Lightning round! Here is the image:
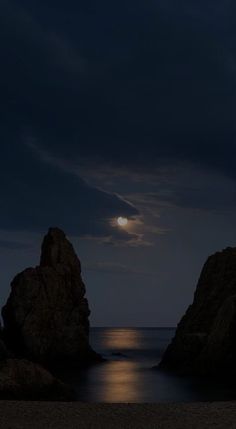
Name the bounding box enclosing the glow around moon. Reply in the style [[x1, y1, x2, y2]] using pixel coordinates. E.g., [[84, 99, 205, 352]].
[[117, 217, 128, 227]]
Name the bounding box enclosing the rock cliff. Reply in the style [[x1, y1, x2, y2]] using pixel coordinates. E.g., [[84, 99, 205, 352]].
[[2, 228, 100, 366], [160, 247, 236, 375]]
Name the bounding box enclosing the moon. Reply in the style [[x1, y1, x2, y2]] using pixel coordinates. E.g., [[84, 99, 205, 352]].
[[117, 217, 128, 227]]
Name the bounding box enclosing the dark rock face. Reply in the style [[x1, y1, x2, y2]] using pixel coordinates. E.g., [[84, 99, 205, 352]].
[[160, 247, 236, 375], [2, 228, 100, 366], [0, 339, 11, 361], [0, 359, 74, 400]]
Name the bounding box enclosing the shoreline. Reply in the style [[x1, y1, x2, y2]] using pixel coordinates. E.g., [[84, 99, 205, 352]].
[[1, 401, 236, 429]]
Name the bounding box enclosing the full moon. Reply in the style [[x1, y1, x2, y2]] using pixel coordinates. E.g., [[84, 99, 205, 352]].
[[117, 217, 128, 227]]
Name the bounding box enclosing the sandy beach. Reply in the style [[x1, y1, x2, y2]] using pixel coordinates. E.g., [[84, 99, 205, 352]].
[[1, 401, 236, 429]]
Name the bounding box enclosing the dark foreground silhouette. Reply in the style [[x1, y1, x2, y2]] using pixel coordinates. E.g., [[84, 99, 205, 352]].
[[160, 247, 236, 376], [0, 228, 101, 400]]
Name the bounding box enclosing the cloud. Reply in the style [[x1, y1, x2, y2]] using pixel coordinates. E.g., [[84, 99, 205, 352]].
[[0, 136, 140, 243], [2, 0, 236, 181], [79, 231, 153, 248], [1, 0, 86, 75], [23, 141, 236, 246], [76, 159, 236, 213], [84, 261, 152, 275], [1, 0, 236, 247]]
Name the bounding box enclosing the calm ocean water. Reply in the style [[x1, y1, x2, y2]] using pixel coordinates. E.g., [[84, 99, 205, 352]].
[[60, 328, 236, 403]]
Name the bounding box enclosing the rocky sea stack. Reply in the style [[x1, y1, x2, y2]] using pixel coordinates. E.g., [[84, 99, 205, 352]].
[[160, 247, 236, 376], [2, 227, 100, 367]]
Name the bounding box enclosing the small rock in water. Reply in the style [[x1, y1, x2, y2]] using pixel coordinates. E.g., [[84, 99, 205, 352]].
[[111, 352, 128, 358]]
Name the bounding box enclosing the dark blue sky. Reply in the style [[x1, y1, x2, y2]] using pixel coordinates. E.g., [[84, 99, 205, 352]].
[[1, 0, 236, 326]]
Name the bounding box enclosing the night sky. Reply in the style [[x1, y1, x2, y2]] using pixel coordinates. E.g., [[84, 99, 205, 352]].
[[1, 0, 236, 326]]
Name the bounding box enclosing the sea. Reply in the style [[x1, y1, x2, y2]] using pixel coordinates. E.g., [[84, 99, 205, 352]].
[[60, 327, 236, 403]]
